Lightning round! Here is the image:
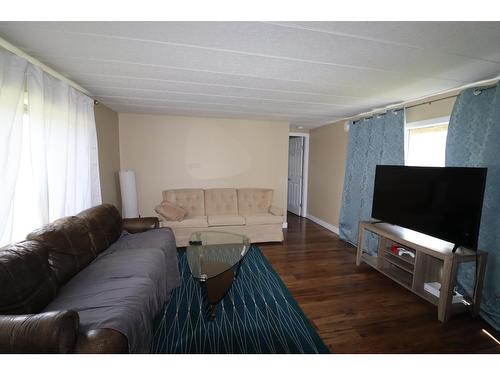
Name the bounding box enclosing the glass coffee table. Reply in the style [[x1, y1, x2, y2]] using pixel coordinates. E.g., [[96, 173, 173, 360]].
[[187, 231, 251, 320]]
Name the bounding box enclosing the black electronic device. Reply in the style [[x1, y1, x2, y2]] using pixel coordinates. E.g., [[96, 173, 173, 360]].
[[372, 165, 487, 251]]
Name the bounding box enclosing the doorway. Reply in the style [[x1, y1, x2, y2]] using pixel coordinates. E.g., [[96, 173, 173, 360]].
[[287, 133, 309, 217]]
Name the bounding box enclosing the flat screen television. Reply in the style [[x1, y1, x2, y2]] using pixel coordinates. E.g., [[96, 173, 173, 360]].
[[372, 165, 487, 251]]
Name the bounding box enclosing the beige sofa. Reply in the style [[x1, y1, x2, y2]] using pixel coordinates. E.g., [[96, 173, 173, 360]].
[[158, 188, 284, 247]]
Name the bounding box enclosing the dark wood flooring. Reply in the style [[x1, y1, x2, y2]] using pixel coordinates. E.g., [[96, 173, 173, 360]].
[[259, 213, 500, 353]]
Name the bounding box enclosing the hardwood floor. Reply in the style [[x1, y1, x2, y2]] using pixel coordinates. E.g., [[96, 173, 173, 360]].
[[259, 213, 500, 354]]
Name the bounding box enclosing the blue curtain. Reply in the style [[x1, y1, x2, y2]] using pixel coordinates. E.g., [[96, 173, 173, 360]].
[[339, 110, 405, 253], [445, 85, 500, 331]]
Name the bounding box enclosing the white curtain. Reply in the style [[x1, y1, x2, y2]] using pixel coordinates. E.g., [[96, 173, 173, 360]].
[[0, 49, 29, 245], [0, 48, 101, 247], [28, 66, 101, 223]]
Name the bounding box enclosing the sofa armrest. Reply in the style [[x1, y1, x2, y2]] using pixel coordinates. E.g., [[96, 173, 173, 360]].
[[269, 206, 284, 216], [0, 310, 79, 353], [122, 217, 159, 233], [75, 328, 128, 354]]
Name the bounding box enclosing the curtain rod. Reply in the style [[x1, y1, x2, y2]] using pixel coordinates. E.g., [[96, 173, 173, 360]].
[[404, 93, 458, 110], [332, 75, 500, 125], [404, 83, 498, 111], [350, 94, 459, 123], [0, 36, 95, 101]]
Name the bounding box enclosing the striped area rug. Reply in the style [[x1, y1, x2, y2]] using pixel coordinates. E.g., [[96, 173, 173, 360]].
[[151, 245, 329, 354]]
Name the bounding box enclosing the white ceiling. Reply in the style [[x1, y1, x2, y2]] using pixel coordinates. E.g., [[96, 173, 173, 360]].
[[1, 21, 500, 128]]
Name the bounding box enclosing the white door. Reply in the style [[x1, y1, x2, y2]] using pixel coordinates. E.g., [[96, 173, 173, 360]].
[[287, 136, 304, 215]]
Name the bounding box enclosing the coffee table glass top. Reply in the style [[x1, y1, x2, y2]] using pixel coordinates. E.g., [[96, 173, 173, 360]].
[[186, 231, 251, 281]]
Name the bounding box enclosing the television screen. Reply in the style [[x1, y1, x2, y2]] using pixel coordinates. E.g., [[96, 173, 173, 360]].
[[372, 165, 487, 250]]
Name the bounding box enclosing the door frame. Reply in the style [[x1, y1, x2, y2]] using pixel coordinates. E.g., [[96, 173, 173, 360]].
[[288, 132, 309, 218]]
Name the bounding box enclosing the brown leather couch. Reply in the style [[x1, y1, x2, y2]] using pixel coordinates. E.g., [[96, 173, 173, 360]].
[[0, 204, 159, 353]]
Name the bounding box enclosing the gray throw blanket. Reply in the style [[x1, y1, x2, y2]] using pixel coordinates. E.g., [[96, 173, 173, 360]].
[[43, 228, 180, 353]]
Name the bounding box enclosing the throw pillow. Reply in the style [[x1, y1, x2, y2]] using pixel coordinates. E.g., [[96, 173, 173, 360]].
[[155, 201, 187, 221]]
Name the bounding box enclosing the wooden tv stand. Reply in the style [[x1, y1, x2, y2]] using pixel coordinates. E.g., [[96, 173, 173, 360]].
[[356, 221, 487, 322]]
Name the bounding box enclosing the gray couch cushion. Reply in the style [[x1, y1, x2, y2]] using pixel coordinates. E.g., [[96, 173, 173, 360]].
[[43, 228, 180, 353]]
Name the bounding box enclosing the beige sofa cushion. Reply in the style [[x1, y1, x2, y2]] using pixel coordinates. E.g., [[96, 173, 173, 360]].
[[162, 216, 208, 228], [244, 213, 284, 225], [205, 189, 238, 215], [163, 189, 205, 217], [155, 201, 187, 221], [208, 215, 245, 226], [237, 188, 273, 214]]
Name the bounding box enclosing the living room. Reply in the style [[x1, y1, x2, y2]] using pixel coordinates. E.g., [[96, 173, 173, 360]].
[[1, 1, 500, 373]]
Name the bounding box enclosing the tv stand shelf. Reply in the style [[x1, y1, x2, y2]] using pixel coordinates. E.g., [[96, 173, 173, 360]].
[[356, 221, 488, 322]]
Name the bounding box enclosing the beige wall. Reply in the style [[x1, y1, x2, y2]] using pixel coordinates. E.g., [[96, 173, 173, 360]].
[[290, 127, 310, 134], [307, 120, 348, 227], [94, 104, 121, 210], [118, 114, 289, 217]]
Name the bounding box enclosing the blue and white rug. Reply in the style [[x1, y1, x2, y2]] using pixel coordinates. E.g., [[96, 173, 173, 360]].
[[151, 245, 329, 354]]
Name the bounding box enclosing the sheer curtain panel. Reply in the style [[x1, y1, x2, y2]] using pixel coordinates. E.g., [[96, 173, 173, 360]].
[[28, 66, 101, 223], [0, 48, 101, 247], [0, 49, 28, 245]]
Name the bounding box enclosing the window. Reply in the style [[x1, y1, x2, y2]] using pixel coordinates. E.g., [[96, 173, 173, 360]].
[[405, 117, 450, 167]]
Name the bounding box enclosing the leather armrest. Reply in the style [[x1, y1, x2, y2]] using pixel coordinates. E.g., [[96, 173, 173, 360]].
[[0, 310, 79, 353], [269, 206, 284, 216], [75, 328, 128, 354], [122, 217, 159, 233]]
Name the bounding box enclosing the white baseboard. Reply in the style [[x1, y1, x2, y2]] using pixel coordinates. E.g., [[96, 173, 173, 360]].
[[282, 222, 288, 229], [306, 214, 340, 235]]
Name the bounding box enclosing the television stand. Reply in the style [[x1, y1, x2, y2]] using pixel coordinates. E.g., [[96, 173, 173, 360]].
[[356, 221, 488, 322]]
